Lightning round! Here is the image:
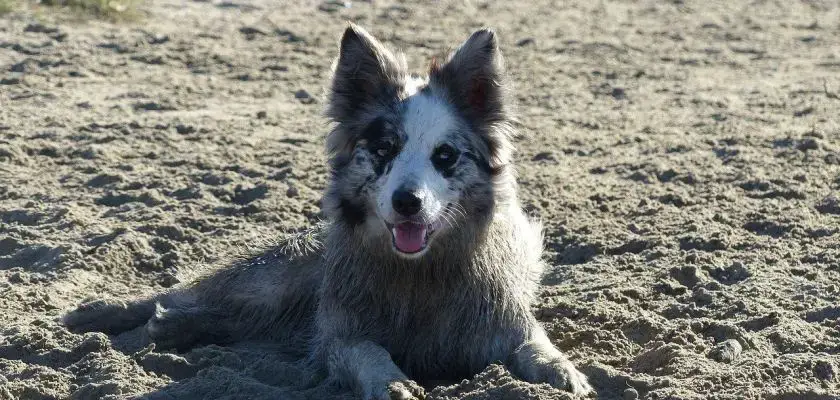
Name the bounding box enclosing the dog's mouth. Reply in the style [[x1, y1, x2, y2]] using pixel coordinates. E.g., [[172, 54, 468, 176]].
[[386, 221, 436, 255]]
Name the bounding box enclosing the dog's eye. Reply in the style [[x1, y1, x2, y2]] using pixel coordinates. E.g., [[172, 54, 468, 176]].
[[371, 140, 395, 158], [432, 144, 460, 170]]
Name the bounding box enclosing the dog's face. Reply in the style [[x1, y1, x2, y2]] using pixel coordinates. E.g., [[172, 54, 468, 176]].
[[324, 25, 513, 258], [355, 89, 487, 257]]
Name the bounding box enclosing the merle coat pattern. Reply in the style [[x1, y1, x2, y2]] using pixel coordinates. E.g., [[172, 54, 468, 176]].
[[63, 24, 592, 399]]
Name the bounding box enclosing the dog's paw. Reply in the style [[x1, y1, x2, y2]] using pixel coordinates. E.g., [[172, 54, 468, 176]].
[[145, 304, 200, 351], [364, 379, 425, 400], [528, 358, 592, 395], [63, 299, 135, 334], [385, 380, 425, 400]]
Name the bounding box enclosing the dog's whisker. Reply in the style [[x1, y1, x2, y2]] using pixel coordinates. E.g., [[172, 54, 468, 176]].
[[441, 209, 459, 229]]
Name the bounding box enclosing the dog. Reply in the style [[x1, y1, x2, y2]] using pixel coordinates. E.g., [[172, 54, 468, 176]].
[[63, 24, 593, 399]]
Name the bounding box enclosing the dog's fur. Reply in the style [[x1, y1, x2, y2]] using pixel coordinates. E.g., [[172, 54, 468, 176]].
[[63, 25, 592, 399]]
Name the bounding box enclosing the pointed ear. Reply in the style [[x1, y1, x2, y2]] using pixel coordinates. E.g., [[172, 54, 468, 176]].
[[430, 29, 513, 170], [327, 23, 406, 123], [429, 28, 509, 128]]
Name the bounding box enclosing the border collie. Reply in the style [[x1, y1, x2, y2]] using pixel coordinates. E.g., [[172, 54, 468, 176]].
[[64, 24, 592, 399]]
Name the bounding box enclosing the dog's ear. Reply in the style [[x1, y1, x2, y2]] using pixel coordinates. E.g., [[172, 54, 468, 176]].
[[430, 28, 513, 170], [430, 29, 508, 127], [327, 23, 406, 123]]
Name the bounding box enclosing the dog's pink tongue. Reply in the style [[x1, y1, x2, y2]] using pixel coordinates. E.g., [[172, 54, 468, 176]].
[[393, 222, 427, 253]]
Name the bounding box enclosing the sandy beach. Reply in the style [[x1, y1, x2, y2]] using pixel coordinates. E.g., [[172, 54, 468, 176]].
[[1, 1, 839, 398]]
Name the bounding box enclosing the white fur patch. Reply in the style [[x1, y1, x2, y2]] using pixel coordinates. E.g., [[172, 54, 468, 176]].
[[403, 75, 428, 97], [402, 93, 457, 152], [376, 92, 460, 223]]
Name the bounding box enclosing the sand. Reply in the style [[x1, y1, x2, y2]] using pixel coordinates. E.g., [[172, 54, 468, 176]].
[[1, 0, 839, 399]]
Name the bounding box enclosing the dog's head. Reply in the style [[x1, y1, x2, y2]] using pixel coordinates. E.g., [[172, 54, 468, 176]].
[[323, 24, 515, 258]]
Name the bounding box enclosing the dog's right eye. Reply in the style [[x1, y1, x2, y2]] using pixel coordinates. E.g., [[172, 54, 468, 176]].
[[370, 140, 395, 158]]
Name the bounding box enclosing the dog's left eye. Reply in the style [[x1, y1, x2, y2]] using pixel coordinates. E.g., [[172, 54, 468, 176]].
[[432, 144, 460, 170]]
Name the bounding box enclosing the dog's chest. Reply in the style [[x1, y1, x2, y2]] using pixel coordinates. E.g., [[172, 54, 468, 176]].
[[367, 278, 526, 380], [323, 250, 534, 380]]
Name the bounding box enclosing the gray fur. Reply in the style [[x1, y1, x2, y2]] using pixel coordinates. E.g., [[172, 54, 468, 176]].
[[428, 28, 516, 172], [326, 24, 409, 168], [63, 24, 592, 399]]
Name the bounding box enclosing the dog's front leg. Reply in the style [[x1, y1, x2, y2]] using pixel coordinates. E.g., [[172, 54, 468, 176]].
[[326, 339, 425, 400], [508, 328, 593, 395]]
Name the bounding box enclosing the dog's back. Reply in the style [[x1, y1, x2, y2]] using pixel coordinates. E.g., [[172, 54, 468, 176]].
[[63, 226, 326, 351]]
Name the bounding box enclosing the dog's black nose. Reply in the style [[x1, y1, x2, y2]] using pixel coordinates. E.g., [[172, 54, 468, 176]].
[[392, 189, 422, 216]]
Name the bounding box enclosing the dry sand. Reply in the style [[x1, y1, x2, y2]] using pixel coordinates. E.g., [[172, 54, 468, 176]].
[[1, 0, 840, 399]]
